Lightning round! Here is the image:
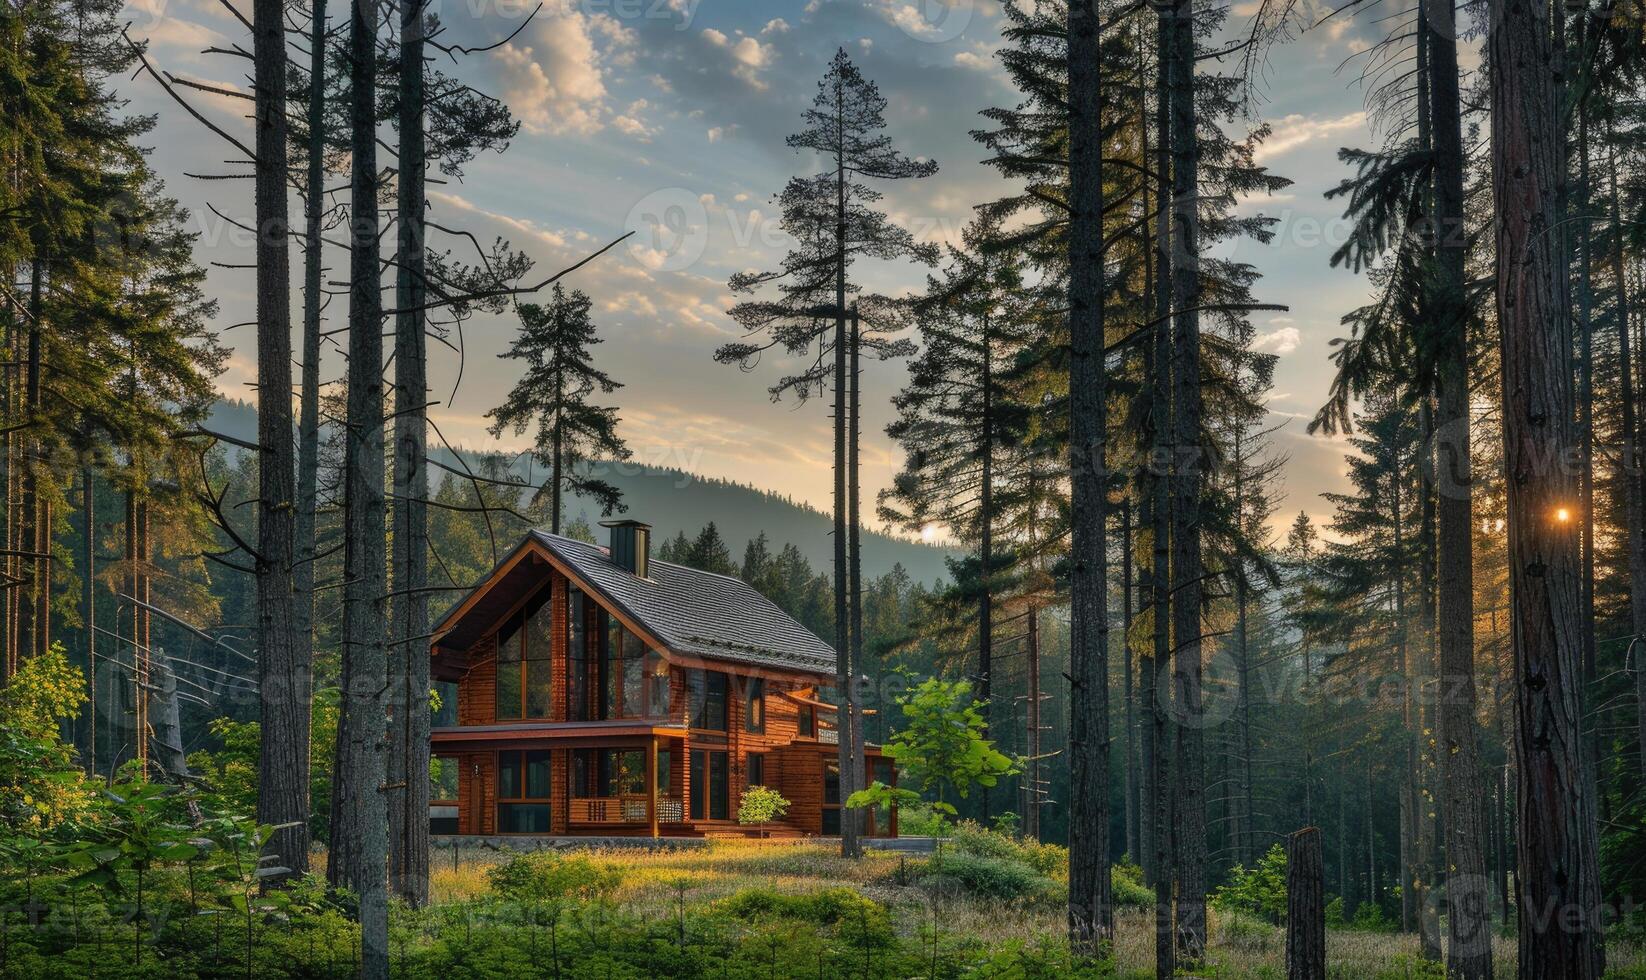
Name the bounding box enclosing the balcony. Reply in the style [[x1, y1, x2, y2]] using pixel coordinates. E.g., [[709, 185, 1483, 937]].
[[569, 795, 685, 825]]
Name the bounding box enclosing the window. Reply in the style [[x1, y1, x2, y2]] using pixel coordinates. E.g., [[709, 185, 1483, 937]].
[[798, 703, 814, 738], [646, 650, 671, 717], [688, 669, 728, 731], [743, 677, 766, 734], [494, 589, 553, 720], [690, 749, 729, 820], [430, 756, 460, 802], [497, 750, 554, 832], [432, 680, 459, 727], [601, 615, 669, 719], [570, 748, 671, 798], [567, 588, 592, 721], [821, 759, 841, 835], [747, 753, 764, 788]]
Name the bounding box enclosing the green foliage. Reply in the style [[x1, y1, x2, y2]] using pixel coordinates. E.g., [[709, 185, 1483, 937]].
[[1111, 859, 1154, 909], [919, 851, 1055, 902], [1326, 894, 1346, 928], [484, 850, 623, 904], [0, 645, 93, 833], [736, 784, 791, 829], [893, 800, 951, 837], [1212, 843, 1289, 924], [184, 689, 339, 842], [875, 677, 1018, 810], [1351, 900, 1398, 933]]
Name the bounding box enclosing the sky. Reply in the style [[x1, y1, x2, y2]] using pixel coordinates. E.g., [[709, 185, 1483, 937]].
[[116, 0, 1409, 543]]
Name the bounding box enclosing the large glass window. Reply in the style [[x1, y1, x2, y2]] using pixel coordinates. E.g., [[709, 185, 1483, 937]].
[[497, 750, 553, 833], [688, 669, 728, 731], [568, 588, 592, 721], [494, 589, 553, 720], [570, 748, 670, 797], [601, 615, 669, 719], [690, 749, 729, 820]]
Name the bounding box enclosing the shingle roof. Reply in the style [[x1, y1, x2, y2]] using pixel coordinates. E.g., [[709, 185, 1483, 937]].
[[529, 530, 837, 675]]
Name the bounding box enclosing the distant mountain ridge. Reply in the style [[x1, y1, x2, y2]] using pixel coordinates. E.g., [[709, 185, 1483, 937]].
[[205, 399, 954, 584]]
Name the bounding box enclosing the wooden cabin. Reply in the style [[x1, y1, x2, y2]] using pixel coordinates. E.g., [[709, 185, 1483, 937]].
[[427, 520, 896, 839]]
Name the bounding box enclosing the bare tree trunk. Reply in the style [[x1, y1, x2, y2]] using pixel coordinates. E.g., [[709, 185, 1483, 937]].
[[1422, 0, 1491, 967], [389, 0, 431, 907], [1490, 0, 1604, 970], [978, 289, 994, 825], [252, 0, 308, 878], [1605, 127, 1646, 780], [1122, 499, 1139, 864], [846, 307, 867, 852], [82, 462, 95, 775], [1066, 0, 1112, 955], [292, 0, 325, 864], [831, 91, 860, 862], [1166, 0, 1206, 959], [1148, 13, 1176, 971], [331, 0, 390, 971], [1285, 827, 1326, 980]]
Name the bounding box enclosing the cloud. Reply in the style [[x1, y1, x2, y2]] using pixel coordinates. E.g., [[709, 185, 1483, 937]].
[[492, 2, 636, 135], [1255, 111, 1368, 162], [1252, 326, 1302, 355], [702, 28, 776, 88]]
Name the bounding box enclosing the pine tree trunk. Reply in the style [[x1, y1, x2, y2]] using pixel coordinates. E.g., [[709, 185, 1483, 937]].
[[978, 292, 994, 825], [389, 0, 431, 907], [1066, 0, 1112, 954], [1166, 0, 1206, 959], [292, 0, 325, 864], [331, 0, 390, 970], [829, 87, 861, 862], [1148, 14, 1176, 972], [1422, 0, 1492, 967], [1122, 499, 1139, 864], [1285, 827, 1326, 980], [846, 308, 867, 853], [1490, 0, 1604, 969], [1605, 128, 1646, 780], [253, 0, 309, 879]]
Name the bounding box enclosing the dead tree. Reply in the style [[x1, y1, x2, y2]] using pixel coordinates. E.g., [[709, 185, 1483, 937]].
[[1285, 827, 1326, 980]]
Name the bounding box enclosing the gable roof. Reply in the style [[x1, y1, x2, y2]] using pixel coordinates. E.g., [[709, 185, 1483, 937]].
[[433, 530, 837, 676]]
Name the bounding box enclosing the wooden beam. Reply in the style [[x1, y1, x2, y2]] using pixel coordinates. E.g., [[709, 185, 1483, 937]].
[[646, 735, 659, 839]]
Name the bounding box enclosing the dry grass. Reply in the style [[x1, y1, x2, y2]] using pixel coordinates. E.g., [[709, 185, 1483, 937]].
[[421, 842, 1644, 978]]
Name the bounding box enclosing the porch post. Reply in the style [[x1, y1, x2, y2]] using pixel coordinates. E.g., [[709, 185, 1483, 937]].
[[646, 735, 659, 838]]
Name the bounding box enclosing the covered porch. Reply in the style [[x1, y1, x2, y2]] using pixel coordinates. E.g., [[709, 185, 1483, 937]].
[[431, 721, 691, 838]]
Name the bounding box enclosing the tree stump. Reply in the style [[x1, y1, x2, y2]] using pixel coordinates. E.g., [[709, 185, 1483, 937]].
[[1286, 827, 1326, 980]]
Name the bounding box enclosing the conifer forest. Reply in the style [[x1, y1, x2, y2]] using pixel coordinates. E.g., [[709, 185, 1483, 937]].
[[1, 0, 1645, 976]]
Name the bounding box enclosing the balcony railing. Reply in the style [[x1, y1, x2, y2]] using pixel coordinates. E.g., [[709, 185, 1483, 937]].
[[569, 795, 684, 824]]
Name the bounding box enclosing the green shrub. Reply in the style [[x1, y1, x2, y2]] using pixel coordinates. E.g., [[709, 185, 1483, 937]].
[[1111, 859, 1153, 909], [1216, 909, 1278, 954], [946, 820, 1068, 876], [1212, 843, 1288, 924], [484, 850, 622, 904], [1326, 895, 1346, 928], [920, 852, 1054, 901], [1350, 899, 1397, 933], [715, 886, 896, 951], [897, 801, 950, 837]]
